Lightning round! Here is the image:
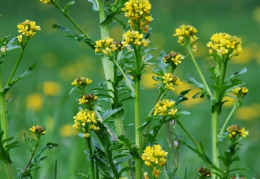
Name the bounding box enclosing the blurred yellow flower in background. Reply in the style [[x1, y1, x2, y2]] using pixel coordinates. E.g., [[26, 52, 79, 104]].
[[60, 124, 77, 138], [235, 104, 260, 121], [42, 81, 61, 96], [26, 93, 43, 110]]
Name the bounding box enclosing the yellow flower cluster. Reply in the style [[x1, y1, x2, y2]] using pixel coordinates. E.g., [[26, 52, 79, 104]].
[[29, 125, 46, 136], [141, 145, 168, 178], [232, 86, 248, 98], [173, 25, 198, 50], [227, 125, 249, 139], [122, 30, 149, 47], [95, 38, 123, 56], [40, 0, 51, 4], [154, 99, 177, 117], [207, 33, 242, 57], [71, 77, 92, 87], [17, 20, 41, 39], [73, 109, 100, 137], [163, 51, 184, 66], [78, 94, 98, 105], [162, 73, 181, 91], [122, 0, 152, 33]]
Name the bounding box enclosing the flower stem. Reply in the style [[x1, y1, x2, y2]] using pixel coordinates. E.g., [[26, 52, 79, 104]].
[[220, 104, 237, 134], [186, 45, 213, 100], [134, 46, 142, 179], [24, 141, 39, 172], [87, 138, 95, 179]]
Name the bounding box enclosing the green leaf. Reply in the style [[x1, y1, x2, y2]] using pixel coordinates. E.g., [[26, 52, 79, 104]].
[[175, 89, 191, 105], [87, 0, 98, 11], [63, 0, 75, 15], [0, 131, 18, 164], [225, 68, 247, 82], [187, 74, 205, 89], [7, 63, 36, 90]]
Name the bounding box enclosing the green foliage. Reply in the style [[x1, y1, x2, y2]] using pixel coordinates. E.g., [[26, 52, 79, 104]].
[[0, 131, 18, 164]]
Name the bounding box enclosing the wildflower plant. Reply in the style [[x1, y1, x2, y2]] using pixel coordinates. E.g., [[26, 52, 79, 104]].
[[33, 0, 251, 178]]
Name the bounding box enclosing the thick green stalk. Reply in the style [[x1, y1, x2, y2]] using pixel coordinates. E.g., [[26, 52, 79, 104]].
[[87, 138, 95, 179], [5, 160, 14, 179], [134, 46, 142, 179], [98, 0, 114, 98], [186, 45, 213, 100]]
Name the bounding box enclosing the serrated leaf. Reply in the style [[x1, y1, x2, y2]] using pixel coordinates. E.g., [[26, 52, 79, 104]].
[[187, 74, 205, 89], [102, 107, 123, 121]]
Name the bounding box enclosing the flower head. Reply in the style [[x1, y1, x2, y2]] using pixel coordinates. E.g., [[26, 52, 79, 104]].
[[141, 145, 168, 178], [154, 99, 177, 117], [122, 0, 152, 32], [78, 94, 98, 107], [232, 86, 248, 98], [95, 38, 123, 56], [198, 167, 211, 178], [163, 51, 184, 66], [17, 20, 41, 39], [71, 77, 92, 87], [29, 125, 46, 137], [173, 25, 198, 51], [162, 73, 181, 91], [227, 124, 249, 139], [122, 30, 149, 47], [207, 33, 242, 57]]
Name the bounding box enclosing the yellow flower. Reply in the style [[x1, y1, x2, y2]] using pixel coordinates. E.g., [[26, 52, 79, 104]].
[[141, 145, 167, 178], [144, 172, 149, 179], [17, 20, 41, 38], [60, 124, 77, 138], [173, 25, 198, 51], [163, 51, 184, 66], [71, 77, 92, 86], [207, 33, 242, 57], [162, 73, 181, 91], [95, 37, 123, 56], [78, 94, 97, 105], [40, 0, 51, 4], [29, 125, 46, 136], [232, 86, 248, 97], [122, 30, 149, 47], [154, 99, 176, 117], [42, 81, 61, 96], [227, 124, 249, 139], [122, 0, 152, 32], [17, 35, 23, 43], [26, 93, 43, 111]]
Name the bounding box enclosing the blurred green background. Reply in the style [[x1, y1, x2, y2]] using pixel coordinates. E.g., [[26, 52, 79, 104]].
[[0, 0, 260, 178]]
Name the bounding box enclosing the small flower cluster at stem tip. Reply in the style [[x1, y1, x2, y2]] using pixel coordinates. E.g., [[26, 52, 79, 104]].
[[162, 73, 181, 91], [227, 124, 249, 139], [95, 37, 124, 56], [122, 30, 149, 47], [207, 33, 242, 57], [29, 125, 46, 138], [78, 94, 97, 105], [163, 51, 184, 66], [141, 145, 168, 178], [71, 77, 92, 87], [40, 0, 51, 4], [122, 0, 152, 33], [153, 99, 177, 117], [232, 86, 248, 98], [173, 25, 198, 51], [198, 167, 211, 178], [17, 20, 41, 40]]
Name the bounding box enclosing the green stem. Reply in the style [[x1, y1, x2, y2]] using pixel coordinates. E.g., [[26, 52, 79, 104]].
[[220, 104, 237, 134], [5, 160, 14, 179], [52, 1, 91, 41], [211, 107, 220, 178], [134, 46, 142, 179], [6, 39, 28, 87], [186, 44, 213, 100], [87, 138, 95, 179], [24, 141, 39, 172]]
